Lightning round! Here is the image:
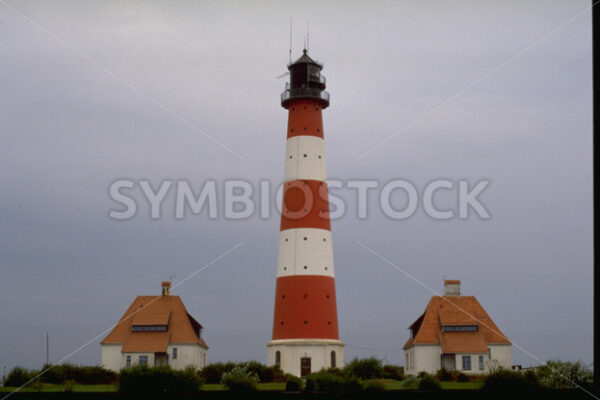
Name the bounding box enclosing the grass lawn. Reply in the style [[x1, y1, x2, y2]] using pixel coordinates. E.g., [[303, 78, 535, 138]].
[[372, 379, 482, 390], [440, 381, 483, 390], [1, 380, 482, 392]]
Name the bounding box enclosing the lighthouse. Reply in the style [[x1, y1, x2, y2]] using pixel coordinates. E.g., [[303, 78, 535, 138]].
[[267, 50, 344, 377]]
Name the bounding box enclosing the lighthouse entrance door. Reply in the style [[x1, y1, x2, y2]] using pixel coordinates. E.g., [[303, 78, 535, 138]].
[[300, 357, 311, 377]]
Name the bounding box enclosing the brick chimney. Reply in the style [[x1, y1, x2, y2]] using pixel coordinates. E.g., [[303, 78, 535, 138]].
[[161, 281, 171, 296], [444, 280, 461, 296]]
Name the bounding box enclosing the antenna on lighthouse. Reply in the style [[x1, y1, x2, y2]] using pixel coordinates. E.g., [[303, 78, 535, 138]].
[[289, 17, 293, 63], [306, 19, 309, 52]]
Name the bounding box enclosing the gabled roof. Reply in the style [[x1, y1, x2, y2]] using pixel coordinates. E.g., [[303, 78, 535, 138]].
[[101, 295, 208, 350], [403, 296, 510, 351]]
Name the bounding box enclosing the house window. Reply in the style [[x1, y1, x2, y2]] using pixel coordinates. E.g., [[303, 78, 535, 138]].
[[173, 347, 178, 360], [139, 355, 148, 366], [479, 355, 484, 370], [125, 355, 131, 368], [275, 351, 281, 368], [131, 325, 167, 332], [462, 355, 471, 371], [331, 351, 336, 368], [406, 353, 409, 369], [442, 325, 478, 332]]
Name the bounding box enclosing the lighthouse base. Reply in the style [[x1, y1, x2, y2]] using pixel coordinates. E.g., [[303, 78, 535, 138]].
[[267, 339, 344, 377]]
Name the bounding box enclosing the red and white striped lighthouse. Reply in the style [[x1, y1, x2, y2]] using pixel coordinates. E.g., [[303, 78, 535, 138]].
[[267, 50, 344, 377]]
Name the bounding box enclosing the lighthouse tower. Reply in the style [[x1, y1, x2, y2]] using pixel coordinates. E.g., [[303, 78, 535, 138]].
[[267, 50, 344, 377]]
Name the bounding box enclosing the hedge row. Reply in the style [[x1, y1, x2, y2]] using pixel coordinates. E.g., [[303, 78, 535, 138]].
[[4, 365, 117, 387]]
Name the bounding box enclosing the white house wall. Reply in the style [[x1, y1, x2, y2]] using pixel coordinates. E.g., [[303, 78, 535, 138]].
[[488, 344, 512, 370], [101, 344, 123, 372], [405, 344, 512, 375], [167, 344, 207, 370], [406, 344, 441, 375], [101, 344, 207, 372]]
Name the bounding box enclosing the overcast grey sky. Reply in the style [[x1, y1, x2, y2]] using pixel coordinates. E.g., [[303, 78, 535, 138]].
[[0, 0, 593, 371]]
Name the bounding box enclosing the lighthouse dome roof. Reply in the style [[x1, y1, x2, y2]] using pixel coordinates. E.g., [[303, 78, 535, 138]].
[[288, 49, 322, 69]]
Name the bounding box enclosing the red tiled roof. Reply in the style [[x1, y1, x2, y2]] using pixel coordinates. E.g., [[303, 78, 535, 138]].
[[101, 295, 208, 350], [403, 296, 510, 351], [132, 311, 170, 326], [440, 331, 488, 353], [122, 331, 170, 353]]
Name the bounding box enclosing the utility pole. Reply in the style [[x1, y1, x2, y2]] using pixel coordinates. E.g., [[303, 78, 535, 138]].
[[46, 332, 49, 366], [593, 0, 599, 394]]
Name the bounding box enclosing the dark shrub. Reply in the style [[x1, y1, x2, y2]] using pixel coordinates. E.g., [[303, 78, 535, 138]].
[[39, 364, 117, 384], [5, 367, 33, 387], [402, 375, 420, 389], [435, 368, 454, 381], [305, 371, 344, 392], [221, 366, 258, 391], [304, 371, 362, 393], [482, 368, 541, 392], [241, 361, 284, 382], [342, 375, 363, 392], [324, 367, 345, 377], [285, 375, 303, 391], [119, 365, 201, 393], [269, 366, 286, 382], [63, 380, 75, 393], [382, 364, 404, 380], [344, 357, 383, 380], [456, 372, 469, 382], [362, 379, 385, 392], [200, 362, 236, 384], [417, 373, 441, 391]]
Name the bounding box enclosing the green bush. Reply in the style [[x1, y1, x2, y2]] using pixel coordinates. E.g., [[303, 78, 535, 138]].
[[417, 373, 441, 391], [39, 364, 117, 384], [482, 368, 540, 392], [5, 367, 34, 387], [119, 365, 201, 393], [241, 361, 284, 382], [324, 367, 345, 377], [402, 375, 420, 390], [221, 366, 258, 391], [199, 362, 236, 384], [456, 372, 469, 382], [382, 365, 404, 380], [304, 370, 362, 393], [435, 368, 455, 381], [304, 371, 362, 393], [63, 380, 75, 393], [536, 360, 592, 390], [285, 375, 303, 391], [305, 371, 343, 392], [344, 357, 383, 380], [362, 379, 385, 392]]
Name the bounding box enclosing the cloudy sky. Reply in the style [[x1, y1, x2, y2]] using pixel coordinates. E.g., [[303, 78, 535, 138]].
[[0, 0, 593, 371]]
